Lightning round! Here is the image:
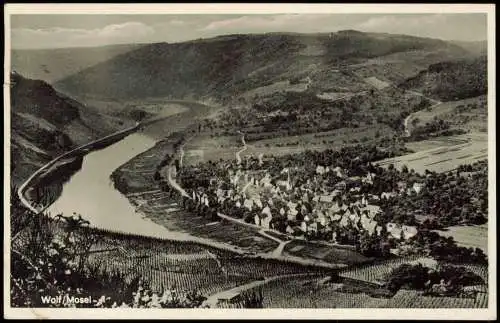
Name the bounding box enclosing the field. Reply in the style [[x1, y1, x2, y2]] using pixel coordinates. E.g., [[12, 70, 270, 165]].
[[183, 124, 397, 166], [375, 133, 488, 173], [364, 76, 391, 90], [240, 80, 309, 100], [316, 91, 358, 101], [283, 241, 370, 266], [433, 224, 489, 255], [406, 96, 487, 135]]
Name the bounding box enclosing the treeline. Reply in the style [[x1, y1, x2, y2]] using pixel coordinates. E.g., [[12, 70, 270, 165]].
[[385, 262, 485, 295], [410, 118, 467, 141], [398, 230, 488, 264]]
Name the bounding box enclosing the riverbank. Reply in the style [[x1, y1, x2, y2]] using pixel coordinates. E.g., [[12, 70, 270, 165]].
[[17, 121, 140, 214]]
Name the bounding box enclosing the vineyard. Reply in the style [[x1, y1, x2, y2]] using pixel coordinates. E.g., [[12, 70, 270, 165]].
[[142, 205, 280, 253], [82, 231, 329, 298], [220, 273, 489, 308], [228, 275, 391, 308], [384, 289, 487, 308], [338, 255, 428, 284]]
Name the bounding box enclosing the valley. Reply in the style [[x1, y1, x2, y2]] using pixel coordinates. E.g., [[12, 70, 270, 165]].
[[9, 29, 490, 309]]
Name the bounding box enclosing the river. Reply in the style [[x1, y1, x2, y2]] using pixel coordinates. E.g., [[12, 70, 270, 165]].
[[43, 101, 227, 242], [45, 133, 177, 237]]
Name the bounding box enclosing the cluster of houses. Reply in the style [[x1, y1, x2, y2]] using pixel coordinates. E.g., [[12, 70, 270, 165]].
[[188, 161, 422, 243]]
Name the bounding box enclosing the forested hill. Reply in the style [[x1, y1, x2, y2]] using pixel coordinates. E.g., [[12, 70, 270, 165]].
[[10, 72, 130, 185], [399, 55, 487, 101], [53, 31, 470, 103]]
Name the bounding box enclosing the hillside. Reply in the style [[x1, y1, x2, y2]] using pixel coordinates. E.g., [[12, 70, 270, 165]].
[[53, 31, 470, 104], [10, 72, 132, 185], [450, 40, 487, 57], [11, 43, 142, 84], [399, 56, 487, 101]]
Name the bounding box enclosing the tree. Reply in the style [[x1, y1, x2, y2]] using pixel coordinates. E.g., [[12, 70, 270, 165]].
[[411, 117, 420, 128]]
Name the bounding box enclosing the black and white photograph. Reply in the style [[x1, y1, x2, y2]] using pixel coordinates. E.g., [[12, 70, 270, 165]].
[[3, 3, 496, 320]]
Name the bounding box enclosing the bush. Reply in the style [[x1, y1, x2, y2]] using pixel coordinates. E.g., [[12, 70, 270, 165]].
[[385, 263, 484, 295]]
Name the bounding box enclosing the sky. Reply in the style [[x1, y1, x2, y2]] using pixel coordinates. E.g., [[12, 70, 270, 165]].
[[10, 13, 488, 50]]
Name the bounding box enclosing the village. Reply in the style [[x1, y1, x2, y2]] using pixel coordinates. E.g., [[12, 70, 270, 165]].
[[176, 147, 426, 254]]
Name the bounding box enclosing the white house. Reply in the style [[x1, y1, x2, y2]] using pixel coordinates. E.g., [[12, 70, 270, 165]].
[[308, 222, 318, 233], [340, 214, 350, 227], [319, 194, 334, 203], [316, 165, 326, 175], [402, 225, 418, 240], [397, 181, 407, 193], [332, 213, 342, 221], [261, 214, 272, 229], [333, 166, 345, 178], [254, 214, 261, 226], [412, 182, 425, 194], [287, 209, 297, 221], [381, 192, 397, 200], [243, 198, 254, 211], [386, 223, 403, 240], [361, 218, 378, 236], [254, 198, 263, 209]]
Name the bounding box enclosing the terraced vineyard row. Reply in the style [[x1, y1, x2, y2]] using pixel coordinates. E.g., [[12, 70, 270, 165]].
[[338, 255, 426, 284], [241, 275, 389, 308], [141, 206, 280, 253], [82, 229, 329, 298], [87, 247, 252, 296], [385, 290, 485, 308]]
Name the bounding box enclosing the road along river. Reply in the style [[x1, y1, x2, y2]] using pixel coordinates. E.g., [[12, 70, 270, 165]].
[[22, 101, 212, 241], [46, 132, 164, 234]]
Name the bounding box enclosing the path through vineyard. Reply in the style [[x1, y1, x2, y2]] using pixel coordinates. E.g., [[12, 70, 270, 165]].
[[201, 273, 319, 308]]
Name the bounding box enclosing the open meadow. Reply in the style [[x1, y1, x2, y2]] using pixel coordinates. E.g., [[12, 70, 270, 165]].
[[375, 133, 487, 173], [433, 224, 489, 254]]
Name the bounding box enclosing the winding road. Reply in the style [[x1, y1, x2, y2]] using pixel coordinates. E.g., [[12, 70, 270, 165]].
[[17, 121, 141, 214], [235, 130, 248, 165], [403, 91, 443, 137]]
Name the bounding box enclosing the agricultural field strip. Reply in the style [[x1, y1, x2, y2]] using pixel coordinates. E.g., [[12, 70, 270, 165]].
[[126, 189, 162, 197], [426, 158, 453, 166]]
